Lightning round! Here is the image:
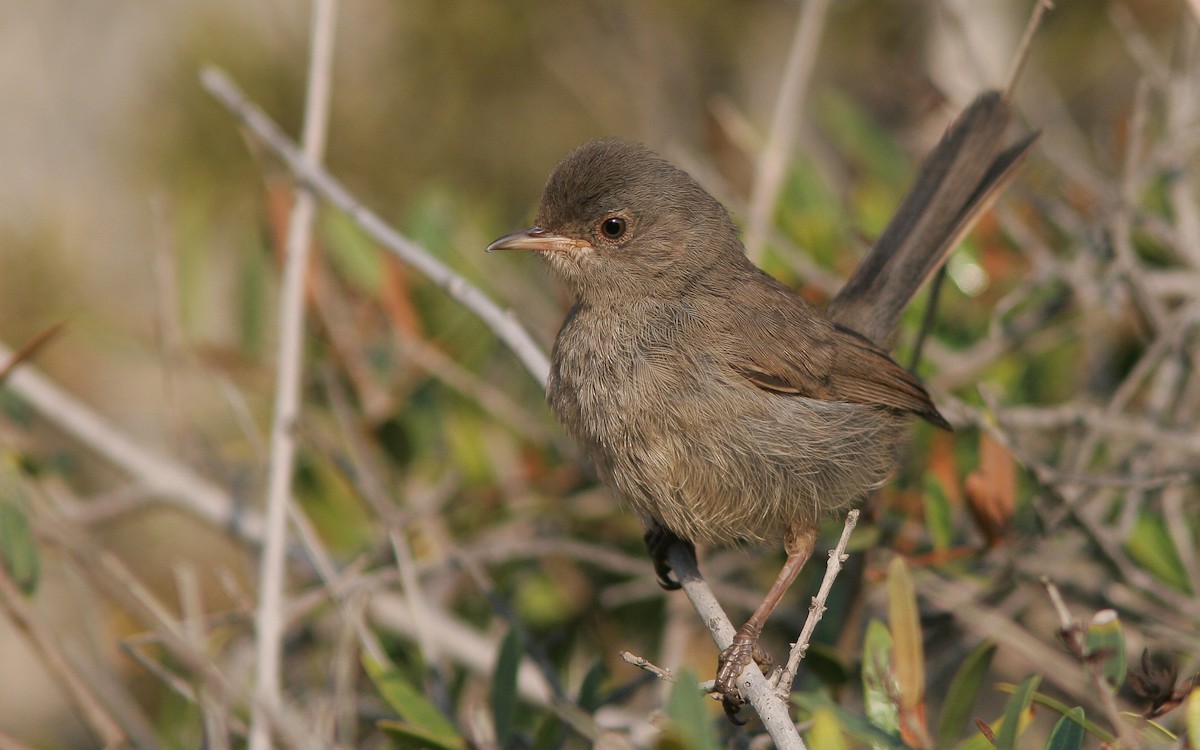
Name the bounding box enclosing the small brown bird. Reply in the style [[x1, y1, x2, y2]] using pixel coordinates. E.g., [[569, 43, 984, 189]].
[[489, 92, 1036, 718]]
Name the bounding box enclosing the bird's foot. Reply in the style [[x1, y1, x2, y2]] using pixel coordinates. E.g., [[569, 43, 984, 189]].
[[642, 526, 695, 591], [715, 629, 773, 723]]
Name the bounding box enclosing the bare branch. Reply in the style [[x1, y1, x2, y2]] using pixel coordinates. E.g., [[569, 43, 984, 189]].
[[198, 66, 552, 387], [248, 2, 338, 746], [744, 0, 832, 263], [666, 543, 807, 750]]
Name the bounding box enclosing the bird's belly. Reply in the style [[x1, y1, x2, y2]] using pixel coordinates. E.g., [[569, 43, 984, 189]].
[[548, 330, 904, 546]]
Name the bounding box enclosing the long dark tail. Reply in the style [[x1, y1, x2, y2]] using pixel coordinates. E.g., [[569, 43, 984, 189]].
[[827, 91, 1039, 345]]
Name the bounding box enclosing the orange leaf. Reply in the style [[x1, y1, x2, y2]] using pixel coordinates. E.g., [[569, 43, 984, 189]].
[[964, 433, 1016, 546]]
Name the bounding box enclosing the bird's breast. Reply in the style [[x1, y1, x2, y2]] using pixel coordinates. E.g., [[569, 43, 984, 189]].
[[547, 301, 705, 451]]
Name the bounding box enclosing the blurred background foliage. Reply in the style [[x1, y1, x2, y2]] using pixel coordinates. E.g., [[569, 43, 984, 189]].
[[0, 0, 1197, 748]]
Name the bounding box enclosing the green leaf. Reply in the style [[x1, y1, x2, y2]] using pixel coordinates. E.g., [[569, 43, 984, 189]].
[[886, 557, 924, 715], [323, 210, 384, 295], [662, 670, 719, 750], [1044, 707, 1085, 750], [935, 641, 996, 747], [531, 714, 563, 750], [862, 619, 899, 745], [0, 498, 39, 595], [995, 683, 1115, 744], [362, 655, 462, 749], [577, 659, 607, 712], [491, 628, 521, 746], [1187, 684, 1200, 750], [922, 477, 954, 551], [1084, 610, 1126, 690], [378, 720, 463, 750], [793, 691, 908, 749], [994, 675, 1039, 750], [809, 706, 850, 750], [1124, 514, 1190, 592]]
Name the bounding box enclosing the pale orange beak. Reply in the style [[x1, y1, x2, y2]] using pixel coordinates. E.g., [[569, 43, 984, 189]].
[[486, 227, 588, 253]]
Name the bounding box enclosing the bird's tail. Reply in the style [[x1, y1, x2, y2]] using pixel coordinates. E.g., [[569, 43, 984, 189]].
[[827, 91, 1039, 345]]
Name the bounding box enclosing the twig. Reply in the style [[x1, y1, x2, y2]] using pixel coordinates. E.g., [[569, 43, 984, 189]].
[[0, 322, 66, 384], [744, 0, 832, 263], [666, 543, 807, 750], [0, 557, 129, 748], [248, 1, 338, 747], [619, 651, 676, 682], [773, 510, 859, 698], [0, 340, 556, 723], [198, 67, 552, 388], [0, 338, 264, 540], [35, 514, 323, 750], [917, 574, 1091, 705], [1004, 0, 1053, 95], [1039, 579, 1143, 750], [177, 564, 231, 750]]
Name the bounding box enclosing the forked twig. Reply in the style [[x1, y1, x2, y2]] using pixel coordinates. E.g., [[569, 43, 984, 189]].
[[773, 510, 860, 698], [666, 544, 807, 750]]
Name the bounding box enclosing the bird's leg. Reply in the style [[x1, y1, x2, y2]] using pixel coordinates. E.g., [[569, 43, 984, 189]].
[[643, 523, 696, 591], [715, 525, 817, 721]]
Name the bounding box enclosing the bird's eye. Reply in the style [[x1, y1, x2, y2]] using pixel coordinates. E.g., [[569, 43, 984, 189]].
[[599, 216, 627, 241]]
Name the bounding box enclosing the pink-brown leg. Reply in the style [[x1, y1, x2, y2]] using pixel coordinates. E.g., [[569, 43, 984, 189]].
[[715, 525, 817, 722]]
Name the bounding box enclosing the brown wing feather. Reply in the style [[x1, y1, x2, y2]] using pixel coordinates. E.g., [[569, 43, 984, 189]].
[[724, 272, 951, 430]]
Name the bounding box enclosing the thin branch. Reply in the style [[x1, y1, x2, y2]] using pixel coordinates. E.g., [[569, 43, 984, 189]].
[[666, 543, 807, 750], [0, 322, 66, 384], [198, 66, 552, 388], [1004, 0, 1053, 95], [248, 2, 338, 747], [1039, 580, 1143, 750], [0, 345, 556, 722], [773, 510, 859, 698], [619, 651, 677, 682], [176, 564, 230, 750], [744, 0, 832, 263], [0, 559, 129, 748], [0, 338, 264, 540]]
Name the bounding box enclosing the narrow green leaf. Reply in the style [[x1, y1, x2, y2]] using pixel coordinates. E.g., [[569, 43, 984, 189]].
[[809, 706, 850, 750], [491, 628, 521, 746], [378, 720, 463, 750], [922, 477, 954, 551], [323, 210, 384, 295], [1124, 514, 1191, 592], [1044, 707, 1085, 750], [886, 557, 924, 714], [1187, 685, 1200, 750], [577, 659, 606, 712], [862, 619, 899, 744], [0, 499, 39, 595], [362, 655, 462, 748], [1084, 610, 1126, 690], [531, 714, 563, 750], [994, 675, 1040, 750], [662, 670, 719, 750], [935, 641, 997, 747], [995, 683, 1115, 743]]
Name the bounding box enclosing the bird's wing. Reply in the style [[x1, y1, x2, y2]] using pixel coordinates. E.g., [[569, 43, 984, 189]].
[[723, 275, 950, 429]]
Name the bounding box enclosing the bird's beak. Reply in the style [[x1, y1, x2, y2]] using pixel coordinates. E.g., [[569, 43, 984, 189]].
[[486, 227, 588, 253]]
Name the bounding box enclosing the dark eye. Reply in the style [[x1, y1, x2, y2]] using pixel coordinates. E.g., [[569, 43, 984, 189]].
[[599, 216, 627, 241]]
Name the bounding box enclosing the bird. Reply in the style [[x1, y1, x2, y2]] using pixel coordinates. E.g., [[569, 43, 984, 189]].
[[488, 91, 1036, 719]]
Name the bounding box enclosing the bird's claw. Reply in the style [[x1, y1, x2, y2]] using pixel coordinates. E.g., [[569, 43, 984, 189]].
[[715, 631, 773, 723], [643, 527, 695, 591]]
